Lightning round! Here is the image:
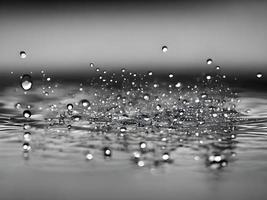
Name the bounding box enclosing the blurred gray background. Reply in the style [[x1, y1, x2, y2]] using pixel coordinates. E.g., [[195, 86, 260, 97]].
[[0, 0, 267, 75]]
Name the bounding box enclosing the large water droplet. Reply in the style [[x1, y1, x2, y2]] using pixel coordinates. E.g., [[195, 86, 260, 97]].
[[20, 74, 33, 91]]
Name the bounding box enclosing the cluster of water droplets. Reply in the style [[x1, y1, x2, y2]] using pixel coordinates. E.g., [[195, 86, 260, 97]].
[[12, 52, 249, 170]]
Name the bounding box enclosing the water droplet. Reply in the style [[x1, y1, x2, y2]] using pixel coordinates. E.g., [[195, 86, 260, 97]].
[[162, 46, 168, 53], [23, 132, 31, 142], [20, 51, 27, 59], [80, 99, 90, 108], [206, 74, 212, 80], [139, 142, 147, 150], [120, 127, 127, 133], [23, 124, 31, 130], [22, 142, 31, 151], [143, 94, 150, 101], [148, 71, 153, 76], [162, 152, 170, 162], [169, 73, 174, 78], [215, 66, 220, 70], [156, 104, 162, 111], [85, 151, 93, 160], [67, 103, 73, 110], [137, 160, 145, 167], [23, 110, 31, 118], [90, 63, 94, 68], [206, 59, 213, 65], [175, 82, 182, 88], [46, 77, 51, 81], [257, 73, 263, 78], [15, 103, 22, 109], [103, 147, 112, 157], [20, 74, 33, 91]]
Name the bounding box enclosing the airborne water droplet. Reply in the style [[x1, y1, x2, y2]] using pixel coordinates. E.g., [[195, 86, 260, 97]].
[[103, 147, 112, 157], [162, 46, 168, 53], [169, 73, 174, 78], [67, 103, 73, 110], [23, 110, 31, 118], [207, 59, 213, 65], [20, 51, 27, 59], [80, 99, 90, 108], [20, 74, 33, 91], [257, 73, 263, 78]]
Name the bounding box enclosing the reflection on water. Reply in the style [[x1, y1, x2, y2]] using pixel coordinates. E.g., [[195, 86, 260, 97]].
[[0, 69, 267, 200]]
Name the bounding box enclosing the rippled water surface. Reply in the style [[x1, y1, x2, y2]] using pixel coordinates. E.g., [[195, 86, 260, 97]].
[[0, 72, 267, 200]]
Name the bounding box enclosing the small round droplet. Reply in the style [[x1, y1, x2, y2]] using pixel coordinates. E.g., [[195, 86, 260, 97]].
[[90, 63, 94, 68], [143, 94, 150, 101], [148, 71, 153, 76], [162, 152, 170, 161], [257, 73, 263, 78], [206, 74, 212, 80], [169, 73, 174, 78], [120, 127, 127, 133], [162, 46, 168, 53], [23, 110, 31, 118], [215, 66, 220, 70], [206, 59, 213, 65], [85, 151, 93, 160], [139, 142, 147, 150], [137, 160, 145, 167], [67, 103, 73, 110], [20, 74, 33, 91], [23, 132, 31, 142], [20, 51, 27, 59], [22, 142, 31, 151], [80, 99, 90, 108], [103, 147, 112, 157], [175, 82, 181, 88], [15, 103, 22, 109]]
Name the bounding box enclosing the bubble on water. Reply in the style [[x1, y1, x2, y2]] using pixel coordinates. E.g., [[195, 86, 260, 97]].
[[23, 132, 31, 142], [206, 74, 212, 80], [67, 103, 73, 110], [80, 99, 90, 108], [206, 59, 213, 65], [22, 142, 31, 151], [103, 147, 112, 157], [143, 94, 150, 101], [120, 127, 127, 133], [257, 73, 263, 78], [169, 73, 174, 78], [23, 110, 31, 118], [20, 74, 33, 91], [139, 142, 147, 150], [162, 46, 168, 53], [20, 51, 27, 59]]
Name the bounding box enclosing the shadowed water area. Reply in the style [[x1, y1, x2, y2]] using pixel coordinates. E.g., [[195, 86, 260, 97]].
[[0, 66, 267, 200]]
